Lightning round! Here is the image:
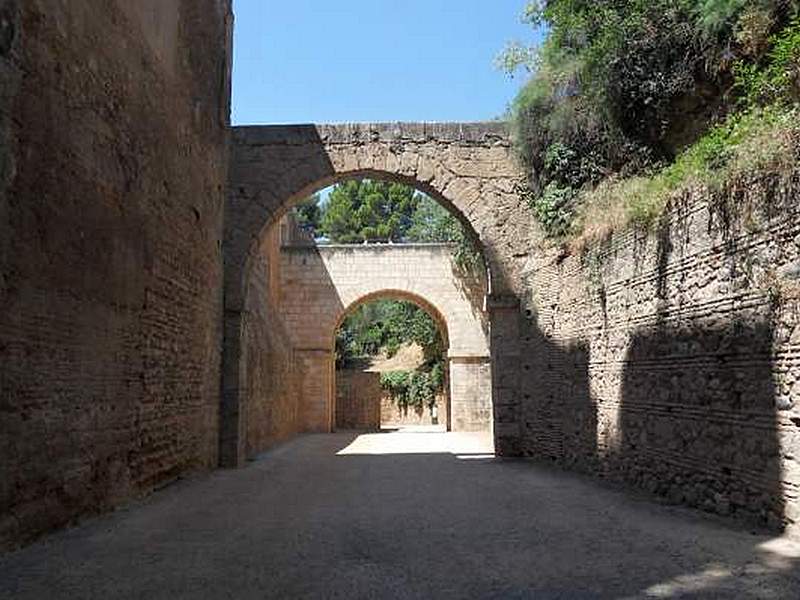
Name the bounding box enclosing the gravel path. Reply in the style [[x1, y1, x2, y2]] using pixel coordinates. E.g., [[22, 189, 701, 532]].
[[2, 429, 799, 599]]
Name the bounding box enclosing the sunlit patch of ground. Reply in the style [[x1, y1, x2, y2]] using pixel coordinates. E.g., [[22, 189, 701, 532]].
[[336, 426, 493, 456]]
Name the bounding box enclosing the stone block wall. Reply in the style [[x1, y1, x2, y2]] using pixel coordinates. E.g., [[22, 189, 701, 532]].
[[381, 394, 447, 428], [516, 176, 800, 531], [277, 242, 492, 433], [450, 358, 493, 432], [298, 351, 334, 432], [335, 371, 382, 430], [0, 0, 232, 549]]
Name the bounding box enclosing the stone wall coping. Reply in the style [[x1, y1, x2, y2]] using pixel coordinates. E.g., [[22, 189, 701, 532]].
[[281, 243, 458, 253], [233, 121, 511, 146]]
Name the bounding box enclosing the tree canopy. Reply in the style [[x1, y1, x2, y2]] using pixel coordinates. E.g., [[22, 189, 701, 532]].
[[320, 180, 418, 243], [293, 193, 322, 232], [293, 179, 482, 268]]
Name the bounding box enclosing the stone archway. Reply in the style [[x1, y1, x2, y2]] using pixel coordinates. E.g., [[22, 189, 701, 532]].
[[279, 244, 492, 437], [331, 290, 452, 433], [222, 122, 529, 467]]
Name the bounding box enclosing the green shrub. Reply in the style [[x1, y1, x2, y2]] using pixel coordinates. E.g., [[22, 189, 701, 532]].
[[502, 0, 800, 240], [735, 15, 800, 105], [529, 183, 576, 237], [380, 363, 445, 413], [572, 103, 800, 248]]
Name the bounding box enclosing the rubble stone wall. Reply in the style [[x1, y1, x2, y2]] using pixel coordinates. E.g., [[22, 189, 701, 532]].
[[515, 178, 800, 532]]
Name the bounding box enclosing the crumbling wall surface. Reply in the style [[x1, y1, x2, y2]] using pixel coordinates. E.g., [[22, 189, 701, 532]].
[[519, 177, 800, 531], [0, 0, 232, 549], [243, 227, 303, 458]]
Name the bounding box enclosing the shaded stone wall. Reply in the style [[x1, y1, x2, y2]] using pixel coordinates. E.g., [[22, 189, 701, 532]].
[[335, 371, 381, 430], [0, 0, 232, 549], [516, 177, 800, 531]]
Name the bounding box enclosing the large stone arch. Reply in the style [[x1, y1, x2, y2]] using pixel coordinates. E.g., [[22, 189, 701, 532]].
[[223, 122, 529, 466]]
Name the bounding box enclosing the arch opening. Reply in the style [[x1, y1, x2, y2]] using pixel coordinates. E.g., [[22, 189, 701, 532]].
[[332, 292, 452, 433]]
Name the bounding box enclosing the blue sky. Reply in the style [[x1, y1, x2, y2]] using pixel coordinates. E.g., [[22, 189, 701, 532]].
[[231, 1, 542, 125]]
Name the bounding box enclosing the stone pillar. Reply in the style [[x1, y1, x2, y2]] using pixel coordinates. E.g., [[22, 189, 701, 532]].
[[219, 309, 246, 468], [449, 357, 492, 432], [487, 294, 522, 456], [296, 349, 334, 432]]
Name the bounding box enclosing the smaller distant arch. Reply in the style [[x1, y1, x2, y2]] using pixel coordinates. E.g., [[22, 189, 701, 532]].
[[331, 290, 452, 432]]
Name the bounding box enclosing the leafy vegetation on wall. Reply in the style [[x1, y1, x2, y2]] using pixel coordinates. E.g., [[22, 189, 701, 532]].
[[380, 364, 445, 413], [500, 0, 800, 243]]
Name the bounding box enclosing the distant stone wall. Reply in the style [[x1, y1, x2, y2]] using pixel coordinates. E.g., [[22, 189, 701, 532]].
[[336, 370, 447, 429], [381, 394, 447, 428], [514, 176, 800, 531], [0, 1, 232, 549], [335, 371, 381, 430]]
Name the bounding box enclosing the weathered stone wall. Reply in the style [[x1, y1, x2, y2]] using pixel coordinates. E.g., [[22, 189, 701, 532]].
[[335, 371, 382, 430], [515, 177, 800, 531], [381, 393, 447, 428], [450, 358, 493, 432], [0, 0, 232, 549]]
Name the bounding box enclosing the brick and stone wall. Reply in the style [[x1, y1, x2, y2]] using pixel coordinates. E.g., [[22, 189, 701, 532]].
[[335, 371, 382, 430], [514, 177, 800, 532], [0, 0, 232, 549]]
